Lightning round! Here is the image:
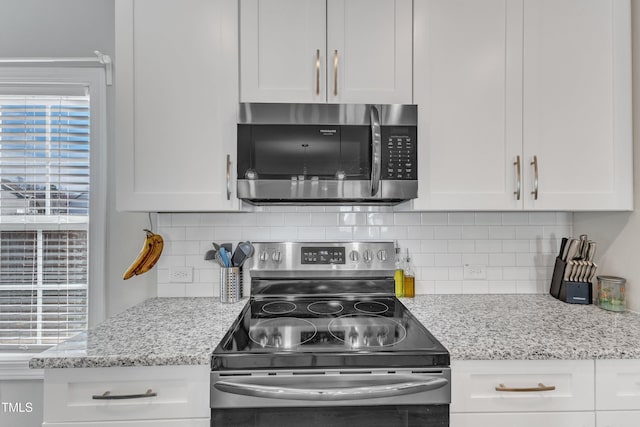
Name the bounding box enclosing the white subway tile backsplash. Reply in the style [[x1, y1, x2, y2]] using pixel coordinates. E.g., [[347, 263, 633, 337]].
[[366, 213, 394, 225], [380, 226, 408, 239], [448, 212, 475, 225], [394, 212, 422, 225], [157, 210, 572, 296], [421, 213, 448, 225], [461, 226, 489, 240], [325, 226, 354, 240], [474, 212, 502, 225], [434, 226, 462, 240], [353, 226, 380, 240], [284, 213, 312, 226]]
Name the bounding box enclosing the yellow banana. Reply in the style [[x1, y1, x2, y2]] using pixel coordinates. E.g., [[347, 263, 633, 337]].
[[123, 229, 164, 280]]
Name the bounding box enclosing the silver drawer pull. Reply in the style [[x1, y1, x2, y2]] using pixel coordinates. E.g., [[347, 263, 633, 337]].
[[92, 389, 157, 400], [495, 383, 555, 392]]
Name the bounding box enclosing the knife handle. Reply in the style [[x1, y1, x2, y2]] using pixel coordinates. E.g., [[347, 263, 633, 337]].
[[558, 237, 569, 260]]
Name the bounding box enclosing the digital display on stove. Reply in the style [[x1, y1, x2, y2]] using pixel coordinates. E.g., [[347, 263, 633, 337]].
[[301, 247, 345, 264]]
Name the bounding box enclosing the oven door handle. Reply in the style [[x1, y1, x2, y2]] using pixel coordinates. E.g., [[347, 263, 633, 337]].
[[369, 104, 382, 197], [214, 377, 448, 401]]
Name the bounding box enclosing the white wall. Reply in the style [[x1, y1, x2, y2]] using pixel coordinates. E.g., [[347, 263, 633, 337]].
[[574, 0, 640, 312]]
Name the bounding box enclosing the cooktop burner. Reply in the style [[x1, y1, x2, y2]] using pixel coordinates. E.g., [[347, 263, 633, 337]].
[[354, 301, 389, 314], [249, 317, 317, 348], [262, 301, 297, 315], [329, 314, 407, 347], [307, 301, 344, 315]]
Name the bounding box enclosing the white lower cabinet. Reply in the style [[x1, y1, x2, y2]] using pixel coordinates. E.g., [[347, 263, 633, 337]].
[[42, 365, 209, 426], [451, 360, 595, 427], [452, 412, 595, 427], [595, 359, 640, 426]]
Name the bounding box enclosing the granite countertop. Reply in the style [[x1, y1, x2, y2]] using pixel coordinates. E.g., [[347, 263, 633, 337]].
[[29, 297, 246, 369], [31, 294, 640, 369], [402, 294, 640, 360]]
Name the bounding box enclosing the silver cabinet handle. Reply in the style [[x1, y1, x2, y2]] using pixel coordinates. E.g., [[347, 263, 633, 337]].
[[215, 377, 448, 401], [92, 389, 157, 400], [333, 49, 338, 97], [369, 105, 382, 196], [514, 155, 521, 200], [495, 383, 555, 392], [531, 155, 539, 200], [315, 49, 320, 96], [226, 154, 231, 201]]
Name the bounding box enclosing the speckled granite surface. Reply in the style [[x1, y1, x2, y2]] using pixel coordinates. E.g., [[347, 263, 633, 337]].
[[31, 294, 640, 369], [401, 294, 640, 360], [29, 297, 246, 369]]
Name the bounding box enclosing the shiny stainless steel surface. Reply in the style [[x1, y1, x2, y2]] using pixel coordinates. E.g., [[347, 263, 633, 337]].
[[246, 241, 395, 279], [370, 105, 382, 196], [238, 103, 417, 125], [211, 368, 451, 408], [237, 179, 417, 203]]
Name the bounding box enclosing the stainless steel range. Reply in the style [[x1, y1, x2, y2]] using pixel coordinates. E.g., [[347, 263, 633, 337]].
[[211, 242, 450, 427]]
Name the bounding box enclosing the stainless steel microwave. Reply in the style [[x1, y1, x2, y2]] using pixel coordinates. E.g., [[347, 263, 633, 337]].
[[236, 103, 417, 204]]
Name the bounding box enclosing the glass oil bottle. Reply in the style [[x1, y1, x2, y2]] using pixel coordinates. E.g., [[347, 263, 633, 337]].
[[403, 248, 415, 298], [394, 243, 404, 297]]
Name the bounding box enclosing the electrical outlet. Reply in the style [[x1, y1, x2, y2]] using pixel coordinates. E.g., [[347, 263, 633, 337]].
[[169, 267, 193, 283], [463, 264, 486, 280]]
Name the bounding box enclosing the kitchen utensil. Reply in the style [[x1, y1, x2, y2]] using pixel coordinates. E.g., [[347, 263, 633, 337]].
[[586, 242, 597, 262], [231, 241, 254, 267], [588, 264, 598, 281], [563, 261, 574, 281], [565, 239, 581, 261], [558, 237, 569, 260], [218, 247, 231, 267], [221, 243, 233, 253], [204, 243, 217, 261]]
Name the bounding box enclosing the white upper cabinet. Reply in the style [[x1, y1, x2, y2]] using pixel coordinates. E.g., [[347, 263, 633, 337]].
[[240, 0, 413, 104], [414, 0, 632, 211], [115, 0, 239, 212], [522, 0, 632, 210], [413, 0, 523, 210]]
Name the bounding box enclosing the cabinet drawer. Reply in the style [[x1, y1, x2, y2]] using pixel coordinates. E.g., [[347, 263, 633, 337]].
[[596, 359, 640, 410], [452, 411, 595, 427], [43, 365, 209, 423], [596, 411, 640, 426], [44, 419, 209, 427], [451, 360, 595, 413]]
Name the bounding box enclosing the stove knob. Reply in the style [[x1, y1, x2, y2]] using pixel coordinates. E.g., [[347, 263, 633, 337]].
[[363, 332, 371, 347], [363, 250, 373, 263], [259, 251, 269, 262], [377, 249, 388, 261], [349, 250, 359, 262], [272, 250, 282, 264]]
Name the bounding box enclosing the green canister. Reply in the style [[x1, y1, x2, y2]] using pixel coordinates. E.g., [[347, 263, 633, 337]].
[[596, 276, 626, 312]]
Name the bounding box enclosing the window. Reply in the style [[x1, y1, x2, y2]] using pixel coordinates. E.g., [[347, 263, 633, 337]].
[[0, 68, 106, 352]]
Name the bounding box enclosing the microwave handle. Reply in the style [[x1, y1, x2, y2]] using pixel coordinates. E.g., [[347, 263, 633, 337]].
[[370, 105, 382, 196]]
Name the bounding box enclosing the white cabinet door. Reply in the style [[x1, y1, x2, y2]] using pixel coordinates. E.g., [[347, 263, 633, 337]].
[[115, 0, 239, 212], [452, 412, 595, 427], [240, 0, 412, 104], [413, 0, 523, 210], [240, 0, 326, 103], [596, 359, 640, 411], [522, 0, 632, 210], [327, 0, 412, 104]]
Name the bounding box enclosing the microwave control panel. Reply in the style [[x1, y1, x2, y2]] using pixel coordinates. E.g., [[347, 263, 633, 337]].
[[381, 126, 417, 180]]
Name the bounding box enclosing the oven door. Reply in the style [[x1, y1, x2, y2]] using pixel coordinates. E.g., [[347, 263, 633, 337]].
[[211, 368, 450, 427]]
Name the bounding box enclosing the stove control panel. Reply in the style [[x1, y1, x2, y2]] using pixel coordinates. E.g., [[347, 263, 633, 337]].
[[249, 241, 395, 277], [301, 247, 345, 264]]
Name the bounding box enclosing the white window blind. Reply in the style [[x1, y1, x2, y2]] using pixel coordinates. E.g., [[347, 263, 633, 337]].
[[0, 94, 90, 350]]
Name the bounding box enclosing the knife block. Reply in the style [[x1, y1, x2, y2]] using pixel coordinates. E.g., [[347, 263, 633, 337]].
[[549, 257, 592, 304]]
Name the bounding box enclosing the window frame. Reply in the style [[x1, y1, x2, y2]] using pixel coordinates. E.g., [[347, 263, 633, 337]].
[[0, 67, 106, 374]]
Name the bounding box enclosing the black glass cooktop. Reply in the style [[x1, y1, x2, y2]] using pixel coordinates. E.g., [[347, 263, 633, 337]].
[[212, 297, 450, 371]]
